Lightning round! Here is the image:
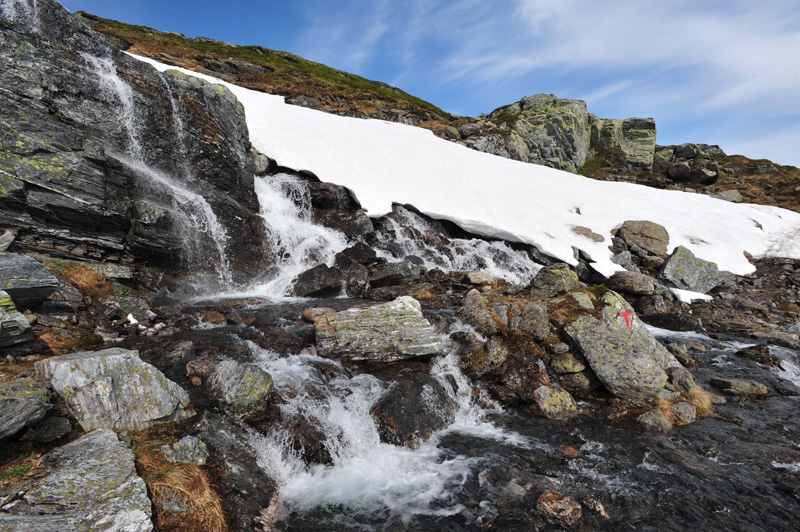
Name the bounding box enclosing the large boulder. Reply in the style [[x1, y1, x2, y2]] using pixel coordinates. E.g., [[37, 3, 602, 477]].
[[0, 254, 58, 310], [315, 296, 446, 361], [616, 221, 669, 258], [0, 429, 153, 532], [563, 291, 681, 404], [658, 245, 721, 293], [589, 116, 656, 170], [0, 379, 51, 440], [531, 263, 581, 297], [0, 290, 32, 348], [36, 348, 191, 431]]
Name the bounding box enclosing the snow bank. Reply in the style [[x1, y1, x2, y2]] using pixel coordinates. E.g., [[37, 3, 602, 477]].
[[132, 54, 800, 276]]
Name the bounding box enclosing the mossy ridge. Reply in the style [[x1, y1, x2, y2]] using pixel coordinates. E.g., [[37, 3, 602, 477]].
[[86, 16, 450, 122]]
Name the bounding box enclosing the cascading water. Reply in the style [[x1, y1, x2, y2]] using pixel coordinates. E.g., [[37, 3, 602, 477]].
[[376, 205, 542, 285], [80, 52, 233, 287], [243, 173, 349, 298]]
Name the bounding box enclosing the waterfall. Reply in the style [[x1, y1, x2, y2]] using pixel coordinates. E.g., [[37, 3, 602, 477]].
[[0, 0, 39, 30], [80, 52, 233, 287], [244, 173, 349, 298], [376, 205, 542, 285]]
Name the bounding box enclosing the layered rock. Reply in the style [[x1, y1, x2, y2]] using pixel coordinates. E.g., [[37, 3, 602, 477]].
[[0, 254, 59, 310], [315, 296, 446, 361], [36, 347, 191, 431], [0, 429, 153, 532], [0, 0, 266, 273], [0, 290, 32, 348], [0, 378, 51, 440]]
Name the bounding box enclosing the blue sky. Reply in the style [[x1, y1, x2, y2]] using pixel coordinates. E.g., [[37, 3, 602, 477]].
[[60, 0, 800, 167]]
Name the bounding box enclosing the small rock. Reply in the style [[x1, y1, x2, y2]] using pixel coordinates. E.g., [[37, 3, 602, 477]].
[[207, 360, 274, 421], [658, 246, 721, 294], [606, 271, 655, 295], [637, 409, 673, 432], [550, 353, 586, 374], [711, 189, 744, 203], [0, 230, 14, 252], [532, 386, 577, 419], [161, 435, 209, 465], [301, 307, 336, 323], [202, 310, 226, 324], [537, 489, 582, 528], [736, 344, 782, 367], [672, 402, 696, 424], [666, 366, 696, 395], [532, 264, 581, 297], [616, 221, 669, 257]]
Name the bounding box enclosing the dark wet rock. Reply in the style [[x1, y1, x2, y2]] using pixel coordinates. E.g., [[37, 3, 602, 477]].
[[161, 435, 209, 465], [531, 264, 581, 297], [531, 385, 577, 419], [0, 254, 59, 310], [659, 246, 721, 293], [710, 377, 769, 397], [536, 488, 582, 528], [637, 409, 673, 432], [642, 312, 705, 332], [562, 291, 680, 404], [0, 290, 32, 348], [333, 241, 380, 269], [315, 297, 446, 361], [37, 347, 190, 431], [307, 182, 373, 239], [369, 260, 422, 288], [291, 264, 345, 298], [206, 360, 274, 422], [345, 263, 370, 298], [616, 220, 669, 258], [371, 375, 458, 449], [32, 415, 72, 443], [636, 294, 667, 316], [605, 270, 656, 295], [0, 378, 52, 440], [191, 412, 278, 532], [0, 429, 152, 532], [735, 344, 782, 367]]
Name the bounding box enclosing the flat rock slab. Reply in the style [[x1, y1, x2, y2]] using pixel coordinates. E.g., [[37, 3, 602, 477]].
[[0, 378, 51, 440], [36, 348, 190, 431], [563, 291, 680, 404], [0, 429, 153, 532], [315, 296, 446, 361], [0, 254, 59, 310]]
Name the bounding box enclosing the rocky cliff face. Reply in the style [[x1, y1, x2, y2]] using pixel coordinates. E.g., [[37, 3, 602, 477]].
[[0, 0, 266, 277]]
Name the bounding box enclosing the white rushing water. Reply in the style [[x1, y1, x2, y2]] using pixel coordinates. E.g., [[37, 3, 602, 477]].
[[247, 337, 531, 522], [377, 205, 542, 285]]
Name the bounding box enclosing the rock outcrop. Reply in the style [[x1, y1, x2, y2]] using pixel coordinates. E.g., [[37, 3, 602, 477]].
[[0, 429, 153, 532], [589, 116, 656, 170], [36, 347, 191, 431]]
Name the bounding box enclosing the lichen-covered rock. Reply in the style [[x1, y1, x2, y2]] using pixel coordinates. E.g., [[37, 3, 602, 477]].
[[531, 386, 577, 419], [315, 297, 446, 361], [0, 429, 153, 532], [0, 289, 31, 348], [0, 254, 59, 310], [207, 360, 274, 421], [672, 402, 697, 424], [531, 264, 581, 297], [616, 221, 669, 258], [562, 291, 681, 404], [511, 299, 550, 341], [36, 348, 190, 431], [550, 353, 586, 374], [658, 245, 721, 293], [0, 379, 52, 440], [371, 375, 458, 449], [710, 378, 769, 397], [589, 116, 656, 170], [637, 409, 673, 432], [457, 289, 501, 336], [491, 94, 591, 172], [161, 435, 209, 465]]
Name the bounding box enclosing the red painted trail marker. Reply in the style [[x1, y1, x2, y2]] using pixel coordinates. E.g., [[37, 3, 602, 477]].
[[619, 310, 633, 328]]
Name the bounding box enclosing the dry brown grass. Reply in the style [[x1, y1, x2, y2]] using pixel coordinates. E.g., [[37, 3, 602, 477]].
[[42, 260, 115, 302], [685, 385, 713, 416], [132, 425, 227, 532], [650, 395, 679, 425]]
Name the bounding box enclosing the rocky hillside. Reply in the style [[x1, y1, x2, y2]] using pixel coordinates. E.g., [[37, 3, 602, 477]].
[[2, 2, 800, 532]]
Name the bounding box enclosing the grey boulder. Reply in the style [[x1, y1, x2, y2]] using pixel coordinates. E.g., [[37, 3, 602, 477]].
[[0, 254, 59, 310], [658, 245, 722, 294], [0, 379, 51, 440], [37, 348, 190, 431]]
